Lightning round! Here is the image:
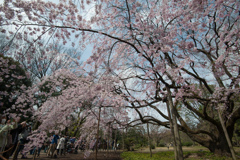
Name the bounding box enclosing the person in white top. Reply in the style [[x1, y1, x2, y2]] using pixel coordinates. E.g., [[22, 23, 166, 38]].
[[57, 136, 66, 155]]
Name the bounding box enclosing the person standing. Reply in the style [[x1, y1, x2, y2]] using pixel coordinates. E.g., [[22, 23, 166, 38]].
[[63, 136, 68, 155], [0, 116, 7, 152], [11, 121, 27, 160], [43, 138, 50, 153], [57, 135, 65, 156], [0, 117, 19, 159], [70, 137, 76, 146], [47, 132, 59, 158], [15, 123, 30, 159]]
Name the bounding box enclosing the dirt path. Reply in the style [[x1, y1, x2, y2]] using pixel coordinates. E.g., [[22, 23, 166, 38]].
[[9, 150, 123, 160]]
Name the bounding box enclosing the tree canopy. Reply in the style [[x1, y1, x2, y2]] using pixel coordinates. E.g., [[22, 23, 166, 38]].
[[0, 54, 32, 117], [0, 0, 240, 157]]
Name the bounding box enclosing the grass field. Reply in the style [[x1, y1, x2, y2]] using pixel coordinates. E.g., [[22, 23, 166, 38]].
[[121, 146, 240, 160]]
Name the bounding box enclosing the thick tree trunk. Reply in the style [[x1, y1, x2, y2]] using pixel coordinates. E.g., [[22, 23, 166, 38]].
[[218, 105, 237, 159], [218, 107, 236, 160], [186, 129, 233, 155], [177, 101, 238, 156], [166, 101, 178, 160], [182, 103, 237, 157], [208, 133, 233, 155], [167, 87, 183, 160]]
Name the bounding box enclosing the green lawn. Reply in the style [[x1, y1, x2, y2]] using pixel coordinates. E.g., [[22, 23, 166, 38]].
[[121, 147, 240, 160], [121, 151, 174, 160]]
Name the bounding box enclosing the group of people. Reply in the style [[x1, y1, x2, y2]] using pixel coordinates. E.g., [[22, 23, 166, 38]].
[[0, 115, 119, 159], [46, 133, 67, 158], [0, 116, 75, 159], [46, 133, 80, 158], [0, 115, 30, 160]]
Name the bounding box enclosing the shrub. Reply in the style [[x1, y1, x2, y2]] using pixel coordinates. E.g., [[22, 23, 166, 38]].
[[150, 144, 155, 149], [134, 144, 142, 149], [182, 141, 193, 146], [157, 143, 165, 147]]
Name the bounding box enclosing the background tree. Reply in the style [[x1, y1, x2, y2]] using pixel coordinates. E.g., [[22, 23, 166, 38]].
[[124, 126, 148, 151], [0, 54, 32, 119], [0, 32, 82, 83]]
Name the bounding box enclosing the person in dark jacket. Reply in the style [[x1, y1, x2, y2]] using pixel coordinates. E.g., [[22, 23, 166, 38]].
[[15, 123, 30, 159]]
